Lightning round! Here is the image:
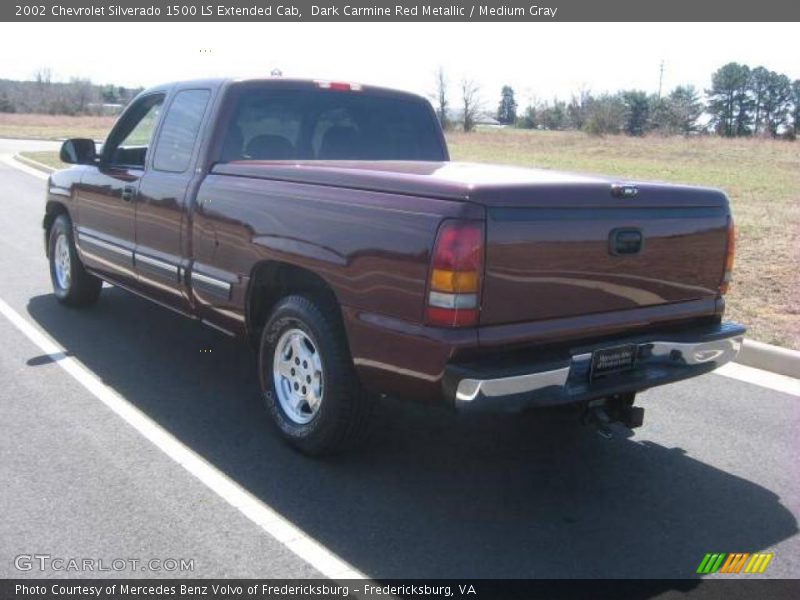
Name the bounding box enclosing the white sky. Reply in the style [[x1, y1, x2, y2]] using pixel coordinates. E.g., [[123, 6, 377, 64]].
[[0, 22, 797, 105]]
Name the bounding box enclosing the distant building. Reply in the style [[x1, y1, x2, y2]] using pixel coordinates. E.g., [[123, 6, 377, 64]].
[[445, 108, 505, 128]]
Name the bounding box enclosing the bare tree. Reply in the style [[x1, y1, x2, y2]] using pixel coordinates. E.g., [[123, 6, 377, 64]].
[[461, 79, 480, 132], [34, 67, 52, 87], [433, 67, 449, 129]]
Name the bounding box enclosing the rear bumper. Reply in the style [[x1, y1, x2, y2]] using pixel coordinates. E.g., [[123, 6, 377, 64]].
[[444, 321, 745, 412]]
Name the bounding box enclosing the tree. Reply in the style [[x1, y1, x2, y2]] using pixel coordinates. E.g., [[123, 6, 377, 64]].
[[0, 92, 14, 113], [567, 88, 591, 130], [460, 79, 481, 132], [707, 63, 751, 136], [67, 78, 95, 114], [583, 94, 625, 135], [791, 80, 800, 139], [34, 67, 52, 87], [650, 85, 704, 134], [621, 90, 650, 135], [539, 98, 566, 130], [433, 67, 449, 130], [517, 104, 538, 129], [749, 66, 771, 135], [761, 71, 792, 137], [496, 85, 517, 125]]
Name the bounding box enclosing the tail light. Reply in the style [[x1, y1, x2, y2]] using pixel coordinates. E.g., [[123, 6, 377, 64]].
[[720, 217, 736, 295], [425, 220, 484, 327]]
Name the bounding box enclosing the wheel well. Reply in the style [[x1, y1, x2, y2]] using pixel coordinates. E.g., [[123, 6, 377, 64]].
[[43, 201, 69, 257], [246, 261, 342, 345]]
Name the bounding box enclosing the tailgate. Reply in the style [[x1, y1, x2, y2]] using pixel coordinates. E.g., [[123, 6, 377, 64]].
[[480, 186, 730, 326]]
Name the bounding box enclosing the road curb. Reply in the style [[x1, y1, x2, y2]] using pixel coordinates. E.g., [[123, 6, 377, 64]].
[[737, 339, 800, 379], [13, 153, 55, 173], [7, 153, 799, 380]]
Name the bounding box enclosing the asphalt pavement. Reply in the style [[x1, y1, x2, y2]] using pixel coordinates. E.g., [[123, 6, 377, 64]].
[[0, 139, 798, 584]]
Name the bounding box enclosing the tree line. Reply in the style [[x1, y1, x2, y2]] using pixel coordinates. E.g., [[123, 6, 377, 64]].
[[435, 62, 800, 140], [0, 69, 142, 116]]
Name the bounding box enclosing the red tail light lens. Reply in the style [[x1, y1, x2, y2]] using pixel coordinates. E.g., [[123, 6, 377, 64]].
[[720, 217, 736, 295], [425, 220, 484, 327]]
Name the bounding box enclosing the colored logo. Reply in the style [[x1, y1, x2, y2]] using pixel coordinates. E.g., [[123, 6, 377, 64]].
[[697, 552, 773, 574]]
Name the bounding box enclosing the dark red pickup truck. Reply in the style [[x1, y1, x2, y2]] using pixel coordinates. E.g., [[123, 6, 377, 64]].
[[45, 77, 744, 455]]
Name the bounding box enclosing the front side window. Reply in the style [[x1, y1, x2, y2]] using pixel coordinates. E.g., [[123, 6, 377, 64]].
[[219, 88, 445, 162], [105, 94, 164, 169], [153, 89, 211, 173]]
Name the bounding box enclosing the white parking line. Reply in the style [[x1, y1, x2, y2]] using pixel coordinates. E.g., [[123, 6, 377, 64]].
[[0, 154, 49, 179], [715, 362, 800, 396], [0, 296, 365, 580]]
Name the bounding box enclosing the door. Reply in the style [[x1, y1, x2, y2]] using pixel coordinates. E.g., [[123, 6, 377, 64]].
[[76, 93, 165, 286], [135, 88, 211, 311]]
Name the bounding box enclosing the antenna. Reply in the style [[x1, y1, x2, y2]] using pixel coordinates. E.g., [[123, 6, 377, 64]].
[[658, 60, 665, 99]]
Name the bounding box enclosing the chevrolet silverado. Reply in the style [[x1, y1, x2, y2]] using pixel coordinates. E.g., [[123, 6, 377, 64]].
[[45, 77, 745, 455]]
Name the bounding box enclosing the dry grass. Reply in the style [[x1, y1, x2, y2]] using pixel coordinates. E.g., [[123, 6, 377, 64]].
[[19, 150, 67, 170], [15, 126, 799, 348], [448, 129, 800, 349], [0, 113, 115, 140]]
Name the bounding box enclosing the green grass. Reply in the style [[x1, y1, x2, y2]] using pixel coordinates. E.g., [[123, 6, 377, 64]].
[[18, 127, 799, 349], [448, 129, 800, 349]]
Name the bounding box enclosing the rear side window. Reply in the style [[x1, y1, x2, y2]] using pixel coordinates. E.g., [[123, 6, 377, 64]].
[[153, 89, 210, 173], [219, 88, 445, 162]]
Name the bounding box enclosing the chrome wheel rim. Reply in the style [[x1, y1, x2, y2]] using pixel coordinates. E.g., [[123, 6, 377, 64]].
[[272, 328, 324, 425], [54, 233, 71, 290]]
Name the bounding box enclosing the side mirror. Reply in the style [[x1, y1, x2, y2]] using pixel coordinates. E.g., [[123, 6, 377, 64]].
[[60, 138, 97, 165]]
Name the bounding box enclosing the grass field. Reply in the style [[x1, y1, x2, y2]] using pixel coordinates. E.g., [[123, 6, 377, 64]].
[[13, 122, 800, 349], [0, 113, 115, 140]]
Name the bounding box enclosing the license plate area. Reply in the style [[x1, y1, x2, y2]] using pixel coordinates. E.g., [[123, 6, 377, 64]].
[[590, 344, 637, 379]]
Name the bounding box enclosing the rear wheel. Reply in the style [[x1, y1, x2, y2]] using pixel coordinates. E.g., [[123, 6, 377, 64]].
[[258, 294, 373, 456], [48, 214, 102, 307]]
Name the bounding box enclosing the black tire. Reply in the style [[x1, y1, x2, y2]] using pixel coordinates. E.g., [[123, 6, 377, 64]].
[[48, 214, 102, 307], [258, 294, 373, 456]]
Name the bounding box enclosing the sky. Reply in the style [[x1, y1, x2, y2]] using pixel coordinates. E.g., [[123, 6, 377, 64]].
[[0, 22, 797, 105]]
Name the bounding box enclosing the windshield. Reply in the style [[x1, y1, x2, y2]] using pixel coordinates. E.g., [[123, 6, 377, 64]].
[[219, 87, 446, 162]]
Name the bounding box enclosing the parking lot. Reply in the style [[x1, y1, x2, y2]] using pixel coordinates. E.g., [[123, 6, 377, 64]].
[[1, 140, 798, 582]]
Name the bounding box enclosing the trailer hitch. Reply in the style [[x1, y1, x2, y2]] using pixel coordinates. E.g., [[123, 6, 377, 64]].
[[582, 396, 645, 438]]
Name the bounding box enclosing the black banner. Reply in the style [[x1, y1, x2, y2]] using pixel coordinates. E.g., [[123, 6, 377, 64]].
[[4, 580, 800, 600], [2, 0, 800, 22]]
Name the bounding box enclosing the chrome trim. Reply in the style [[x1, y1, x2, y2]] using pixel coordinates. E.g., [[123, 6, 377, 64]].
[[456, 366, 571, 402], [77, 232, 131, 259], [201, 319, 236, 337], [191, 271, 232, 294], [454, 334, 744, 404], [135, 253, 179, 277], [97, 273, 197, 321], [648, 336, 743, 366]]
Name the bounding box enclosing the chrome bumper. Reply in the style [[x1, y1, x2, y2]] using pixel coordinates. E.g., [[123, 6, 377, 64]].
[[450, 322, 745, 411]]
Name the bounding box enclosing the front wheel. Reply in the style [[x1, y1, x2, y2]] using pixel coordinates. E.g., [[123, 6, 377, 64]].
[[258, 294, 373, 456], [48, 214, 102, 307]]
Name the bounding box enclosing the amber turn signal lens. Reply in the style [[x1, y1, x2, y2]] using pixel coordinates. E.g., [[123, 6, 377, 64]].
[[430, 269, 479, 293]]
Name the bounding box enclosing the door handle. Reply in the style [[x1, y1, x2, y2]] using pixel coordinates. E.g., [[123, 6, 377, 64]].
[[121, 185, 135, 202]]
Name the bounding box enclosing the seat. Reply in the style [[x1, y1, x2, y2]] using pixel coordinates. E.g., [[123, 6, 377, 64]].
[[244, 134, 295, 160], [318, 126, 361, 159]]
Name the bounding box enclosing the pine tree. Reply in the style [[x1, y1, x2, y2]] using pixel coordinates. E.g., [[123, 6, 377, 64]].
[[496, 85, 517, 125], [707, 63, 751, 137]]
